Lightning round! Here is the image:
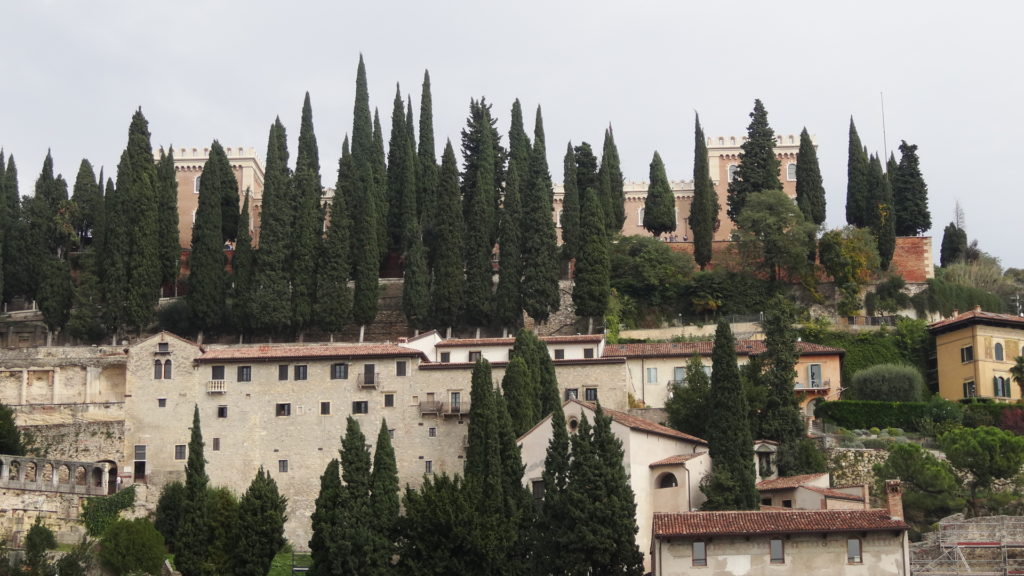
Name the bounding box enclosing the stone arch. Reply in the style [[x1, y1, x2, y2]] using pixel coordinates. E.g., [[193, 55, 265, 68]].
[[8, 460, 19, 481], [42, 462, 53, 483], [24, 461, 36, 482], [805, 397, 824, 419], [656, 472, 679, 489], [74, 465, 87, 486], [91, 467, 103, 488], [58, 464, 71, 484]]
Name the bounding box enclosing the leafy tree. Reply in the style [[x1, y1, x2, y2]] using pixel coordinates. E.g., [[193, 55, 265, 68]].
[[845, 118, 870, 227], [54, 537, 94, 576], [642, 151, 675, 238], [940, 222, 968, 267], [598, 126, 625, 237], [37, 256, 73, 339], [23, 517, 56, 576], [206, 486, 239, 575], [154, 480, 186, 552], [941, 426, 1024, 516], [176, 405, 211, 576], [560, 143, 580, 261], [865, 274, 912, 316], [188, 141, 231, 334], [316, 140, 353, 336], [0, 151, 6, 303], [609, 235, 695, 322], [727, 99, 781, 223], [665, 356, 711, 439], [251, 119, 293, 334], [794, 127, 825, 225], [231, 192, 255, 335], [520, 106, 561, 323], [689, 114, 719, 270], [848, 364, 925, 401], [873, 443, 964, 535], [99, 518, 166, 576], [156, 148, 180, 285], [429, 142, 464, 335], [818, 226, 881, 314], [702, 320, 758, 510], [573, 187, 610, 333], [734, 189, 817, 283], [292, 92, 323, 337], [234, 467, 287, 576], [0, 402, 25, 456], [893, 140, 931, 236], [309, 459, 342, 576]]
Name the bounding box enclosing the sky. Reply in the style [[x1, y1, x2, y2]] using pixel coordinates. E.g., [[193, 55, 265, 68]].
[[2, 1, 1021, 268]]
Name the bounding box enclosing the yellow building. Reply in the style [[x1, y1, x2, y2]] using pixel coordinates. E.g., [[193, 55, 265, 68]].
[[929, 306, 1024, 402]]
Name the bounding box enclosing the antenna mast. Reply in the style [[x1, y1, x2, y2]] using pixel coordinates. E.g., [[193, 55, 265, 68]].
[[880, 92, 889, 159]]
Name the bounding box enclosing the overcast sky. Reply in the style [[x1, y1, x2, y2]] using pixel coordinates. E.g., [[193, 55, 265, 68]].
[[2, 1, 1020, 268]]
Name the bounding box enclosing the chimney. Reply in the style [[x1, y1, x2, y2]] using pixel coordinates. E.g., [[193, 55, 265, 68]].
[[951, 309, 960, 318], [861, 483, 870, 510], [885, 480, 904, 520], [974, 305, 982, 312]]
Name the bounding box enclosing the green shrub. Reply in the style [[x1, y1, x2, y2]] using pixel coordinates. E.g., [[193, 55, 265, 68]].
[[799, 320, 929, 385], [81, 485, 136, 537], [862, 438, 893, 450], [963, 402, 1004, 428], [815, 400, 930, 432], [869, 427, 881, 435], [99, 518, 165, 576], [849, 364, 925, 402], [154, 481, 185, 552], [886, 427, 905, 436]]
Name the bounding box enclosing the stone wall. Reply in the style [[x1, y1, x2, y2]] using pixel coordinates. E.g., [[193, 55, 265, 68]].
[[826, 447, 888, 492], [24, 419, 124, 462], [0, 490, 89, 545]]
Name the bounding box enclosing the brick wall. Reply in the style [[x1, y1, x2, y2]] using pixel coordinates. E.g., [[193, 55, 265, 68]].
[[889, 236, 934, 283]]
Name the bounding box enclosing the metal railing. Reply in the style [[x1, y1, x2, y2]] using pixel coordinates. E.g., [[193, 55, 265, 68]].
[[418, 401, 442, 415]]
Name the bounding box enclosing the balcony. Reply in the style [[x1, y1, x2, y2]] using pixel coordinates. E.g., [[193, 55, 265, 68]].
[[419, 401, 443, 415], [794, 379, 831, 392], [207, 380, 226, 394], [443, 402, 470, 418], [357, 372, 382, 389]]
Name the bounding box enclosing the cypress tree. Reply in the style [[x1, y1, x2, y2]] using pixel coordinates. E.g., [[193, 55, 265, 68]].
[[402, 224, 430, 332], [387, 85, 411, 256], [231, 192, 255, 335], [0, 151, 5, 301], [845, 118, 871, 227], [417, 71, 440, 265], [31, 151, 70, 257], [37, 256, 72, 339], [292, 92, 323, 337], [689, 114, 719, 270], [398, 474, 473, 575], [560, 143, 581, 261], [494, 159, 524, 333], [501, 356, 536, 437], [336, 416, 390, 575], [574, 143, 599, 201], [155, 149, 180, 286], [251, 119, 293, 334], [370, 420, 400, 563], [188, 141, 231, 334], [520, 106, 561, 323], [429, 142, 464, 335], [372, 108, 388, 258], [702, 320, 758, 510], [867, 153, 896, 269], [642, 151, 675, 238], [309, 459, 342, 576], [509, 328, 559, 418], [893, 140, 931, 236], [350, 60, 381, 338], [591, 406, 645, 575], [755, 296, 805, 444], [573, 187, 610, 333], [726, 99, 781, 223], [71, 159, 103, 250], [2, 156, 26, 304], [67, 252, 105, 343], [461, 99, 497, 329], [494, 390, 533, 574], [100, 174, 129, 336], [120, 110, 163, 334], [234, 467, 287, 576], [598, 126, 626, 237], [176, 406, 212, 576], [316, 139, 353, 336], [940, 222, 968, 267], [534, 406, 571, 573], [795, 127, 826, 225], [665, 356, 712, 439]]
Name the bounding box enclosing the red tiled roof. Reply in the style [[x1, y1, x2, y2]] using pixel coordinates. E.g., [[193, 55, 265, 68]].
[[436, 334, 604, 348], [653, 509, 907, 538], [756, 473, 828, 491], [419, 357, 625, 370], [650, 453, 707, 467], [571, 400, 708, 445], [197, 343, 425, 363], [602, 340, 844, 359], [928, 307, 1024, 334], [805, 485, 865, 502]]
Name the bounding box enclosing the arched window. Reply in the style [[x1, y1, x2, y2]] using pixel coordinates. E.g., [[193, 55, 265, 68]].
[[995, 343, 1004, 361], [637, 207, 645, 226], [728, 165, 739, 182], [556, 210, 563, 228], [163, 360, 173, 380], [154, 360, 163, 380], [787, 162, 797, 181], [194, 175, 201, 194], [658, 473, 679, 489]]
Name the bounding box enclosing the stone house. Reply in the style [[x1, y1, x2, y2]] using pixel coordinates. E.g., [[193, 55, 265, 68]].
[[929, 306, 1024, 402], [756, 472, 867, 511]]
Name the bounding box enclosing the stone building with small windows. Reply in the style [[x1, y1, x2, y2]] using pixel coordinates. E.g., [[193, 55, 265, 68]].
[[929, 306, 1024, 402]]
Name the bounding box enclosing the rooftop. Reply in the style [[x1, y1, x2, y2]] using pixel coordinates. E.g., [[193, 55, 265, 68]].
[[602, 340, 844, 359], [649, 453, 707, 468], [436, 334, 604, 348], [571, 400, 708, 445], [197, 343, 425, 363], [928, 306, 1024, 335], [653, 509, 907, 538], [756, 473, 829, 491]]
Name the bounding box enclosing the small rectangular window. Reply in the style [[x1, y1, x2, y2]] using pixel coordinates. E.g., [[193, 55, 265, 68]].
[[276, 403, 291, 417], [158, 398, 167, 408], [396, 361, 407, 377], [331, 363, 349, 380], [440, 352, 451, 363], [425, 460, 433, 474], [174, 445, 186, 460], [554, 349, 565, 360], [469, 351, 482, 362], [782, 499, 793, 508], [320, 401, 331, 415], [963, 381, 977, 398], [428, 427, 437, 438], [158, 342, 170, 353], [384, 393, 395, 407], [237, 366, 252, 382], [847, 538, 862, 564], [961, 345, 975, 363], [388, 429, 395, 440], [211, 365, 225, 380], [647, 367, 658, 384], [565, 388, 579, 400], [278, 460, 288, 473], [217, 405, 228, 418], [294, 365, 308, 380], [770, 538, 784, 564], [532, 480, 545, 501], [585, 388, 598, 402], [352, 401, 368, 414], [584, 348, 594, 359], [278, 365, 289, 381], [692, 541, 707, 567], [134, 445, 146, 460], [212, 438, 221, 451]]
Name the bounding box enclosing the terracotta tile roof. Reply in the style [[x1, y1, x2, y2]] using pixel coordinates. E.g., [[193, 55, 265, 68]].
[[602, 340, 844, 359], [756, 473, 828, 491], [928, 307, 1024, 334], [649, 453, 707, 467], [436, 334, 604, 348], [653, 509, 907, 538], [805, 486, 865, 502], [571, 400, 708, 445], [197, 343, 425, 363], [418, 357, 624, 370]]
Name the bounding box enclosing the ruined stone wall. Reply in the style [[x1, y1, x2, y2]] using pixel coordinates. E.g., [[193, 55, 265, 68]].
[[826, 447, 888, 491], [0, 490, 88, 545], [24, 419, 124, 462]]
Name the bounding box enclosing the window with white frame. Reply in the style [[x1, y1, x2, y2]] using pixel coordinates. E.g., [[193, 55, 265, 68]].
[[787, 162, 797, 181]]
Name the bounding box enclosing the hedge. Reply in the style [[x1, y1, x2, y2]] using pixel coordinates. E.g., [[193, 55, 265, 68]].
[[815, 401, 930, 432]]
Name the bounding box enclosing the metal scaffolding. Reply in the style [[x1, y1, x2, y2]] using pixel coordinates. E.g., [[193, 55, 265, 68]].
[[913, 518, 1024, 576]]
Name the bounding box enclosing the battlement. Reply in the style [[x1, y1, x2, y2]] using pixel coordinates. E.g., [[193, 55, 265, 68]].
[[707, 134, 811, 150]]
